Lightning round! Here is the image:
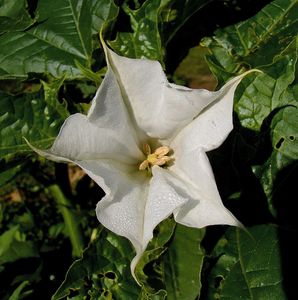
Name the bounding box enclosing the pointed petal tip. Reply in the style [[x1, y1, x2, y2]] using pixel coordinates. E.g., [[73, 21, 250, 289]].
[[23, 136, 70, 163], [130, 252, 143, 286], [224, 68, 261, 88]]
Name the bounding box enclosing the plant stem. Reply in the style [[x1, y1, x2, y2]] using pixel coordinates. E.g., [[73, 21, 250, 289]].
[[47, 184, 84, 257]]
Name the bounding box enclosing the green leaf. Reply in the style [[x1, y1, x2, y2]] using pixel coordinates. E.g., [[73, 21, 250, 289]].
[[109, 0, 171, 61], [135, 217, 176, 297], [0, 79, 69, 163], [235, 38, 297, 131], [203, 0, 297, 79], [0, 162, 24, 187], [208, 225, 287, 299], [47, 184, 84, 258], [0, 226, 39, 265], [110, 0, 211, 61], [52, 228, 140, 300], [159, 0, 212, 45], [164, 225, 205, 300], [202, 0, 298, 131], [8, 281, 30, 300], [253, 150, 293, 216], [0, 0, 118, 79], [271, 105, 298, 159], [0, 0, 35, 35]]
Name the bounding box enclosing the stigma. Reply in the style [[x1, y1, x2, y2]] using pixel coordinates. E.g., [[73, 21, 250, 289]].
[[139, 143, 173, 171]]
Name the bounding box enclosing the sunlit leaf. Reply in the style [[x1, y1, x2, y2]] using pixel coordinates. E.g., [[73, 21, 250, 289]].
[[202, 0, 297, 81], [0, 0, 118, 79]]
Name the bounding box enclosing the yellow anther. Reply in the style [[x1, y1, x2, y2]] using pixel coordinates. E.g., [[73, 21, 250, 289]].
[[139, 144, 173, 171], [155, 146, 170, 157]]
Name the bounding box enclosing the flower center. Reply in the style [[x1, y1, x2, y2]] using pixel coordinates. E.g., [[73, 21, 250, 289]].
[[139, 143, 173, 171]]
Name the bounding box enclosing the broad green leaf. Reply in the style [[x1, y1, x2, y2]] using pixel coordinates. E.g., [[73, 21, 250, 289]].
[[0, 0, 35, 35], [164, 225, 205, 300], [235, 38, 297, 131], [202, 0, 297, 131], [0, 0, 118, 79], [0, 226, 39, 265], [109, 0, 171, 61], [208, 225, 287, 299], [0, 79, 68, 163], [52, 228, 140, 300], [202, 0, 297, 80]]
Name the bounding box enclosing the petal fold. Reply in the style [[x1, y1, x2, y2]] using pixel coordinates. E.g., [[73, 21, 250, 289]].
[[104, 43, 257, 142], [169, 150, 240, 228], [103, 45, 231, 140]]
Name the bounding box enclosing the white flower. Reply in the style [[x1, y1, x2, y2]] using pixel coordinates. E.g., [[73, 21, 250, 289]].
[[28, 42, 255, 280]]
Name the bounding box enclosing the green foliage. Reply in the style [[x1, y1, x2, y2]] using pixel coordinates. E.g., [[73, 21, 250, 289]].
[[202, 0, 297, 79], [8, 281, 30, 300], [208, 225, 287, 299], [0, 0, 35, 35], [109, 0, 172, 61], [110, 0, 210, 61], [0, 0, 118, 79], [0, 225, 39, 265], [0, 80, 68, 163], [271, 105, 298, 159], [164, 225, 205, 300], [52, 227, 140, 300], [135, 218, 176, 297]]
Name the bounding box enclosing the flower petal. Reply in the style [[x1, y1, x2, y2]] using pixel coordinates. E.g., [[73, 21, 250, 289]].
[[104, 44, 241, 140], [170, 72, 254, 152], [27, 67, 144, 163], [91, 162, 188, 280], [81, 160, 147, 253], [130, 166, 189, 276], [169, 149, 240, 228]]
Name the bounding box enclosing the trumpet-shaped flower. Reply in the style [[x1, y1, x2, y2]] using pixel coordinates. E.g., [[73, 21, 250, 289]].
[[28, 43, 254, 279]]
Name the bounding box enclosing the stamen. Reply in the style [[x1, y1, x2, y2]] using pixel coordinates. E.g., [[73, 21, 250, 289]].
[[155, 146, 170, 157], [139, 144, 173, 171]]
